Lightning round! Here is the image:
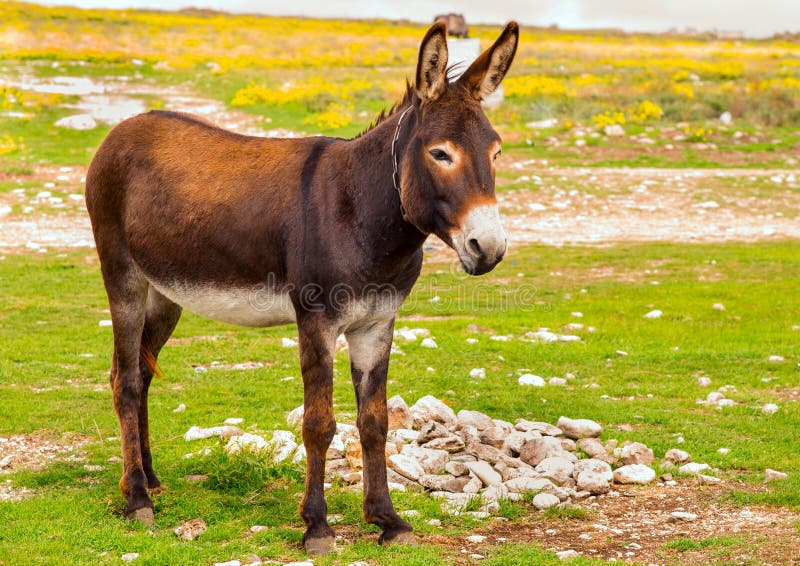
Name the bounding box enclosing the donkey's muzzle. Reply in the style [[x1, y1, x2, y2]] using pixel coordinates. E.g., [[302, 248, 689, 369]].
[[453, 204, 507, 276]]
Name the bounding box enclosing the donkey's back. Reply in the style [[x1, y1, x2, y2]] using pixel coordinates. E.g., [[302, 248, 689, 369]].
[[86, 110, 341, 325]]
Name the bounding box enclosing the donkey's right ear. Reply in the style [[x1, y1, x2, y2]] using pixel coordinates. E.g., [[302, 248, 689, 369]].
[[415, 22, 449, 103]]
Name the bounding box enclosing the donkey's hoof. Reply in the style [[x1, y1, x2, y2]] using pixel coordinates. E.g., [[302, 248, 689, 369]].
[[304, 535, 335, 555], [380, 529, 417, 546], [126, 507, 154, 526]]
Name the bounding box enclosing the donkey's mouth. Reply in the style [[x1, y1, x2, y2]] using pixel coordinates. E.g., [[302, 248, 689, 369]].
[[452, 236, 505, 276]]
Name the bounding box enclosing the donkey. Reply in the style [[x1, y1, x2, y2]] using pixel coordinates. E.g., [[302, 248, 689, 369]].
[[85, 21, 518, 554]]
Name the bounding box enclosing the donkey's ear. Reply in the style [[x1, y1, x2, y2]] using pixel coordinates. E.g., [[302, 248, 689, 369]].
[[458, 21, 519, 101], [415, 22, 449, 103]]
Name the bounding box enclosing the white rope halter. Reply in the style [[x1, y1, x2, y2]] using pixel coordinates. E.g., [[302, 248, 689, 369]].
[[391, 105, 414, 221]]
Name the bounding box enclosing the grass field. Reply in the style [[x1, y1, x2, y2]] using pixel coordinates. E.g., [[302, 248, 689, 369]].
[[1, 2, 799, 565]]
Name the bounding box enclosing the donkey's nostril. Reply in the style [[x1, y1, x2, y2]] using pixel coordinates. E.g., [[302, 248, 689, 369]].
[[468, 238, 483, 257]]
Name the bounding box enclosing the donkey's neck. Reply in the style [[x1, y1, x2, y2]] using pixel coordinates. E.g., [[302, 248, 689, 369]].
[[341, 110, 427, 269]]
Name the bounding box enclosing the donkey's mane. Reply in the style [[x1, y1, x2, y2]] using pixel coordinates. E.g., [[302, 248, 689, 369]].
[[354, 63, 469, 139], [355, 80, 415, 139]]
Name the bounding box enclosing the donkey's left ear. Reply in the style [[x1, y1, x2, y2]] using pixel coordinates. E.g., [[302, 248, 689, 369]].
[[458, 21, 519, 101], [415, 22, 449, 103]]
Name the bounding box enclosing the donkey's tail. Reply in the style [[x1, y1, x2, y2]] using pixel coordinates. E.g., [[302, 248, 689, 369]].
[[140, 343, 163, 379]]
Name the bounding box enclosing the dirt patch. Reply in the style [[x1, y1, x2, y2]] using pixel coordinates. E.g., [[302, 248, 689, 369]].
[[770, 387, 800, 403], [0, 433, 89, 475], [427, 483, 800, 564], [498, 166, 800, 246]]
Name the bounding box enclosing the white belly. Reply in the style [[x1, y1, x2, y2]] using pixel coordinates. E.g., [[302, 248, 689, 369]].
[[150, 280, 296, 327]]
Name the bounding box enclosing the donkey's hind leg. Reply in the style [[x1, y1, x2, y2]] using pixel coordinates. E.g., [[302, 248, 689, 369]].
[[104, 264, 153, 523], [138, 288, 182, 490]]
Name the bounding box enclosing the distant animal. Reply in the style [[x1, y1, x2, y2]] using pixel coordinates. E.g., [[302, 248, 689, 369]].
[[85, 20, 518, 555], [434, 13, 469, 38]]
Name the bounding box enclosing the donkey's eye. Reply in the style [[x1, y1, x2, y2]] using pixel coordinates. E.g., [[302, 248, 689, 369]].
[[429, 148, 453, 163], [493, 149, 502, 161]]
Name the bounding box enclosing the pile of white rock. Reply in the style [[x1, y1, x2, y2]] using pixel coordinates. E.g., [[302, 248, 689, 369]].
[[183, 395, 735, 517]]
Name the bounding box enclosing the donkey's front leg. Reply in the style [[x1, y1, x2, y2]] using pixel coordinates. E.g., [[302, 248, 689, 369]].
[[346, 318, 414, 545], [297, 317, 337, 555]]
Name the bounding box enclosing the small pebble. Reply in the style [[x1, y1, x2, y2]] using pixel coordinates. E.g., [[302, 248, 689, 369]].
[[762, 403, 779, 415], [121, 553, 139, 563], [765, 469, 788, 482]]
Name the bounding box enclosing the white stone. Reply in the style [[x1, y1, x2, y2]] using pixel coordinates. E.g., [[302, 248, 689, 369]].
[[535, 457, 575, 486], [762, 403, 779, 415], [481, 483, 509, 504], [620, 442, 654, 466], [526, 331, 558, 343], [697, 376, 712, 387], [281, 337, 297, 347], [98, 320, 113, 327], [504, 476, 556, 494], [717, 447, 730, 455], [224, 417, 243, 425], [466, 461, 502, 487], [532, 492, 560, 510], [121, 553, 139, 562], [55, 114, 97, 130], [603, 124, 625, 137], [457, 409, 494, 430], [250, 525, 268, 533], [213, 561, 241, 566], [556, 549, 580, 560], [225, 432, 269, 453], [576, 470, 610, 494], [172, 403, 186, 413], [768, 355, 785, 362], [712, 303, 726, 311], [286, 404, 304, 427], [557, 416, 602, 439], [391, 428, 420, 443], [519, 436, 564, 466], [466, 534, 487, 543], [573, 458, 613, 482], [613, 464, 656, 484], [765, 468, 788, 482], [410, 395, 456, 427], [720, 111, 732, 125], [420, 338, 438, 348], [549, 377, 567, 386], [469, 367, 486, 379], [402, 445, 449, 474], [643, 309, 663, 319], [526, 118, 558, 129], [387, 395, 412, 429], [388, 454, 425, 481], [678, 462, 710, 474], [518, 374, 545, 386], [184, 425, 242, 441], [664, 449, 691, 464]]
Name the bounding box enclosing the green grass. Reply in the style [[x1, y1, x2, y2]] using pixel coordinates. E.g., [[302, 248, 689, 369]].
[[1, 241, 799, 563]]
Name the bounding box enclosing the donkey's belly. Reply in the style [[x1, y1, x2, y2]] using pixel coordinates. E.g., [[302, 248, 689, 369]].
[[149, 280, 296, 327]]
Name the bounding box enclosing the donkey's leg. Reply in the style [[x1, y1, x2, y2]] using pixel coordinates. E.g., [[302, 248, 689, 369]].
[[104, 266, 152, 523], [297, 317, 337, 555], [138, 288, 182, 490], [346, 318, 414, 545]]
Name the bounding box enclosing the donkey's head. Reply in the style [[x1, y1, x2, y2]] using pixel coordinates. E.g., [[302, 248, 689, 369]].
[[398, 21, 518, 275]]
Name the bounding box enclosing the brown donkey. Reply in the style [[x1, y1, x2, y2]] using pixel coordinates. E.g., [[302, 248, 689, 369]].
[[86, 21, 518, 554]]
